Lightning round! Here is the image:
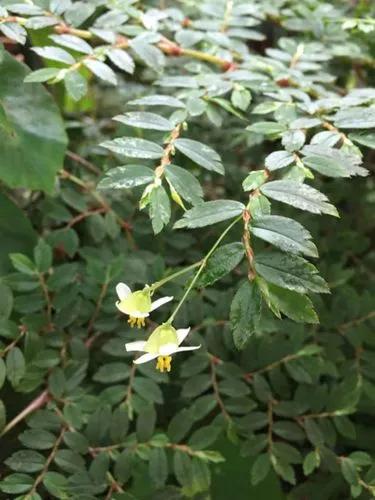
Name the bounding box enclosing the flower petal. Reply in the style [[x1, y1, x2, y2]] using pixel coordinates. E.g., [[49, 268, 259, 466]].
[[150, 296, 174, 311], [116, 300, 131, 315], [176, 327, 191, 345], [175, 345, 201, 352], [125, 341, 146, 352], [159, 343, 179, 356], [116, 282, 131, 300], [134, 352, 158, 364], [131, 310, 149, 318], [116, 301, 149, 318]]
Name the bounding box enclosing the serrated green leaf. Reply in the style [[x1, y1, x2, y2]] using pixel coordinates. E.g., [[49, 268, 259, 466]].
[[272, 442, 302, 464], [149, 448, 168, 488], [252, 102, 281, 114], [304, 419, 324, 446], [263, 283, 319, 323], [64, 71, 87, 101], [54, 449, 85, 474], [230, 280, 261, 349], [271, 456, 296, 484], [0, 22, 27, 44], [63, 431, 89, 454], [107, 48, 134, 74], [186, 97, 207, 116], [10, 253, 36, 275], [114, 449, 133, 483], [302, 145, 367, 177], [168, 408, 195, 443], [242, 170, 268, 191], [93, 362, 130, 383], [24, 67, 61, 83], [98, 166, 154, 191], [136, 404, 156, 442], [149, 185, 171, 234], [174, 451, 193, 487], [165, 164, 203, 205], [130, 40, 165, 70], [349, 131, 375, 149], [83, 59, 117, 85], [6, 347, 25, 386], [282, 130, 305, 152], [32, 46, 75, 65], [250, 215, 318, 257], [303, 450, 320, 475], [260, 181, 338, 217], [251, 453, 271, 485], [341, 458, 359, 486], [197, 242, 244, 287], [209, 97, 247, 120], [290, 117, 321, 129], [191, 457, 211, 492], [255, 251, 329, 294], [333, 107, 375, 129], [89, 452, 110, 483], [5, 450, 45, 472], [101, 137, 164, 159], [0, 473, 34, 494], [43, 471, 68, 498], [174, 138, 224, 174], [34, 239, 52, 273], [174, 200, 244, 229], [110, 406, 129, 443], [247, 122, 286, 135], [188, 425, 222, 450], [114, 112, 173, 131], [333, 416, 356, 439], [128, 94, 185, 108], [231, 88, 251, 111], [248, 194, 271, 218], [49, 34, 93, 54], [265, 151, 295, 171], [19, 429, 56, 450]]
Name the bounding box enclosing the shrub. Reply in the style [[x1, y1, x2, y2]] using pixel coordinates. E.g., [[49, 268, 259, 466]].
[[0, 1, 374, 498]]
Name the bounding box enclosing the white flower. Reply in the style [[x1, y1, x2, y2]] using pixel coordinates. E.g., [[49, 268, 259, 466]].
[[116, 282, 173, 328], [125, 323, 200, 372]]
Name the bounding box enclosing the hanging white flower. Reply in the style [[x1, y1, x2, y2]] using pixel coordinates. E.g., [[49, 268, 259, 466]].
[[116, 282, 173, 328], [125, 323, 200, 372]]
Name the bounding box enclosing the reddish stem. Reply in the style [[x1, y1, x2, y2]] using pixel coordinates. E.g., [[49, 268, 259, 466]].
[[1, 390, 50, 437]]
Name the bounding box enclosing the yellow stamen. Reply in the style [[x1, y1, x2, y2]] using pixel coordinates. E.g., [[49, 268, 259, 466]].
[[156, 356, 164, 372], [156, 356, 172, 373], [127, 316, 146, 328], [164, 356, 172, 372]]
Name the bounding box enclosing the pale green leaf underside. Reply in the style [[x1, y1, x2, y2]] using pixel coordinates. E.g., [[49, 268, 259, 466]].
[[98, 165, 154, 190], [174, 200, 244, 229], [260, 181, 338, 217], [114, 112, 173, 131], [101, 137, 164, 159]]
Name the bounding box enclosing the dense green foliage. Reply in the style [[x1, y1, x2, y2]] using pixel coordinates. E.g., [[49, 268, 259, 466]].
[[0, 0, 374, 498]]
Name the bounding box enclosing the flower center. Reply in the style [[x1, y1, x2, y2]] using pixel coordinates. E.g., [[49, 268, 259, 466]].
[[128, 316, 146, 328], [156, 356, 172, 372], [144, 323, 178, 354], [119, 290, 152, 314]]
